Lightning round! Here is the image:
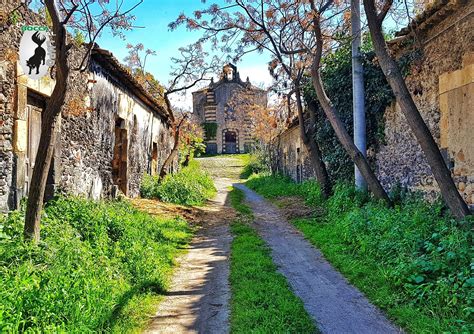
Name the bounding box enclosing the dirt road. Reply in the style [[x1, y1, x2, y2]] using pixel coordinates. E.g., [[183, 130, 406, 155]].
[[144, 156, 243, 334], [144, 156, 401, 334], [235, 184, 402, 334]]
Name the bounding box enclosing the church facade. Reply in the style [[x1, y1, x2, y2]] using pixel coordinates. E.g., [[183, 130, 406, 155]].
[[192, 64, 267, 154]]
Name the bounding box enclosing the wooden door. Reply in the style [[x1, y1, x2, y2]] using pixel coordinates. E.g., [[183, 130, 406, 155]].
[[224, 131, 237, 154], [26, 105, 42, 194], [112, 120, 128, 195]]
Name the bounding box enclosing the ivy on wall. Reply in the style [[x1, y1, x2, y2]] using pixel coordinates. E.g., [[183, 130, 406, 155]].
[[303, 39, 394, 183], [202, 122, 218, 140]]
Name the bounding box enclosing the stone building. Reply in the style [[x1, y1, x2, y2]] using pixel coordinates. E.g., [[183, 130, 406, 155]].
[[192, 63, 267, 154], [277, 0, 474, 205], [0, 6, 175, 212], [277, 120, 315, 183]]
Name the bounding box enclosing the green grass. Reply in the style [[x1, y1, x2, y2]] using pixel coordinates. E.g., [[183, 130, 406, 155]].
[[0, 197, 191, 333], [228, 187, 317, 333], [140, 160, 216, 206], [238, 154, 268, 179], [246, 175, 474, 333]]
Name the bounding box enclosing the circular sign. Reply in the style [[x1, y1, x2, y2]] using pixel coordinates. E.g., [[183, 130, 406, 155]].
[[19, 26, 54, 80]]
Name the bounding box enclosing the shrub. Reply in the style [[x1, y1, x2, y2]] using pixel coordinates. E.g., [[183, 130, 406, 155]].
[[140, 160, 216, 206], [247, 175, 473, 333], [140, 173, 160, 199], [0, 197, 191, 333], [240, 153, 269, 179]]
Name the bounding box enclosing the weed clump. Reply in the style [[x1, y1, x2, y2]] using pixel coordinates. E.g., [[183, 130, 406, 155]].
[[140, 160, 216, 206]]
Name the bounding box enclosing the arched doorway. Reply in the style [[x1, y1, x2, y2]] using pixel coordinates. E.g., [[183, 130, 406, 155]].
[[223, 130, 238, 154]]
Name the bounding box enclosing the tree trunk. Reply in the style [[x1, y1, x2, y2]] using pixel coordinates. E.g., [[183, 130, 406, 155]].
[[159, 116, 186, 179], [310, 18, 391, 203], [351, 0, 367, 191], [24, 2, 69, 242], [295, 87, 332, 198], [182, 152, 191, 167], [363, 0, 470, 219]]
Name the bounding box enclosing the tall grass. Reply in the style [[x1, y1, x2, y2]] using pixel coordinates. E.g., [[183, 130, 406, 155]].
[[140, 160, 216, 206], [246, 175, 473, 333], [0, 197, 191, 333]]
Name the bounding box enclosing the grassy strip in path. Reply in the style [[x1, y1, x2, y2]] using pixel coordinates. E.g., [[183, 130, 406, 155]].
[[246, 175, 473, 333], [228, 187, 317, 333]]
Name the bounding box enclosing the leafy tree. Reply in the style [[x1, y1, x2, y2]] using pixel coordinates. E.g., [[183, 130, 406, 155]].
[[178, 113, 206, 167], [303, 38, 393, 183]]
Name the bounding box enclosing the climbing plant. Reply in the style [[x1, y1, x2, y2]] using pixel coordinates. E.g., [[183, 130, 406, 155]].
[[303, 38, 394, 183], [202, 122, 218, 140]]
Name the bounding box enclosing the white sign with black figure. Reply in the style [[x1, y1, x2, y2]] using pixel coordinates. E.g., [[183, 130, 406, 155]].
[[19, 26, 54, 80]]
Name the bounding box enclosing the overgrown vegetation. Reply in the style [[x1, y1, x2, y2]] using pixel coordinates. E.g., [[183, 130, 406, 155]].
[[202, 122, 218, 140], [228, 187, 317, 333], [303, 38, 393, 182], [239, 152, 269, 179], [140, 160, 216, 206], [246, 175, 473, 333], [0, 197, 191, 333]]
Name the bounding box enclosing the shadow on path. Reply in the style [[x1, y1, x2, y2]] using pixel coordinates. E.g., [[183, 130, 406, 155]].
[[144, 156, 244, 334]]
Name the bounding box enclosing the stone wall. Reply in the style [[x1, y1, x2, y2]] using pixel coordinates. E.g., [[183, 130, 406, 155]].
[[375, 0, 474, 203], [0, 4, 46, 211], [277, 125, 315, 183], [0, 5, 175, 212], [59, 63, 173, 199], [276, 1, 474, 206]]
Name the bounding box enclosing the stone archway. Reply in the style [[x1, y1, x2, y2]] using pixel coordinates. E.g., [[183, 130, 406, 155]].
[[223, 129, 239, 154]]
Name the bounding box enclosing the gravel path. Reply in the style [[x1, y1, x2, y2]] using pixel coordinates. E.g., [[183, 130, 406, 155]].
[[145, 157, 243, 334], [235, 184, 403, 334]]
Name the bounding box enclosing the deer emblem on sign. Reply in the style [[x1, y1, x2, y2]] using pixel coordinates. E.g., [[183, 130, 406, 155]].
[[26, 32, 46, 75]]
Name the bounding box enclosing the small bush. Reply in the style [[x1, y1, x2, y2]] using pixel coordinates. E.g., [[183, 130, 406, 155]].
[[247, 175, 474, 333], [240, 153, 269, 179], [140, 160, 216, 206], [0, 197, 191, 333]]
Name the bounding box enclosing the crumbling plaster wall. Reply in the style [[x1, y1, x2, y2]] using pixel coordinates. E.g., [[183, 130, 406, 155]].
[[60, 64, 173, 199], [375, 1, 474, 203], [0, 5, 174, 212]]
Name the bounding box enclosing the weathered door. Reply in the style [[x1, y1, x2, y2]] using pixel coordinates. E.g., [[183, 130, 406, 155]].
[[26, 105, 42, 194], [112, 120, 128, 195], [151, 142, 158, 175], [224, 131, 237, 154]]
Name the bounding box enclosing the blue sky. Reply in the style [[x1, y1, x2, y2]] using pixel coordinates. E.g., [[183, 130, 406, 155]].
[[96, 0, 273, 109]]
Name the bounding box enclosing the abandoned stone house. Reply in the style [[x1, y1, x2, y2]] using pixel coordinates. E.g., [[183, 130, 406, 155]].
[[192, 63, 267, 154], [278, 0, 474, 205], [0, 7, 175, 213]]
